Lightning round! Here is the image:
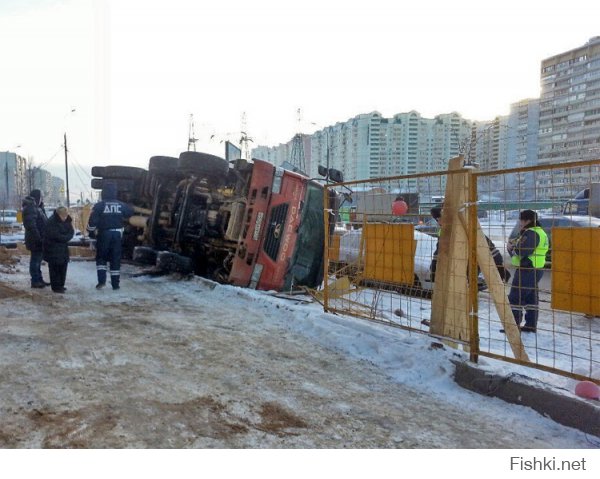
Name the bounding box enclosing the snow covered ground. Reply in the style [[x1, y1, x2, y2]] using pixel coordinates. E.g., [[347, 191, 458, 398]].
[[0, 230, 24, 245], [332, 223, 599, 382], [329, 279, 600, 382], [0, 255, 598, 448]]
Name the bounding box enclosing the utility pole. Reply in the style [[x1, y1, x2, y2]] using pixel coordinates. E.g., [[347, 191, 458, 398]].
[[188, 114, 197, 151], [240, 112, 253, 160], [64, 132, 70, 207], [62, 108, 75, 208]]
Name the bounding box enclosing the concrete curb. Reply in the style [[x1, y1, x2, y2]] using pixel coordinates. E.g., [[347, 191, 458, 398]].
[[453, 360, 600, 438]]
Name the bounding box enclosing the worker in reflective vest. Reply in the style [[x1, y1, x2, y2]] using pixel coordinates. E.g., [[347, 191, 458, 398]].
[[506, 210, 549, 333]]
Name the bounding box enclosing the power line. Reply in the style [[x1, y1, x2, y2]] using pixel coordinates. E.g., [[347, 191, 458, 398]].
[[64, 149, 93, 200]]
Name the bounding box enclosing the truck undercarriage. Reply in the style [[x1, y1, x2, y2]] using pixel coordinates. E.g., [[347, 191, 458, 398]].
[[91, 151, 330, 292]]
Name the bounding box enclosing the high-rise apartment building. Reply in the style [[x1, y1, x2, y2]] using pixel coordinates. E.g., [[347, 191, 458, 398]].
[[252, 134, 312, 173], [310, 112, 382, 181], [537, 36, 600, 197], [378, 111, 428, 178], [49, 177, 66, 206], [252, 111, 472, 194], [31, 168, 53, 203], [472, 116, 509, 172], [0, 151, 28, 209], [429, 113, 472, 172], [470, 116, 509, 199], [251, 37, 600, 201], [506, 98, 540, 199]]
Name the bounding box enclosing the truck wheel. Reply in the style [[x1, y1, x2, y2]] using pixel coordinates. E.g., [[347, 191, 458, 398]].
[[156, 251, 193, 274], [149, 156, 180, 177], [133, 246, 157, 265], [142, 173, 156, 198], [101, 166, 146, 180], [177, 151, 229, 180], [91, 166, 105, 178], [90, 178, 136, 193], [135, 170, 149, 199]]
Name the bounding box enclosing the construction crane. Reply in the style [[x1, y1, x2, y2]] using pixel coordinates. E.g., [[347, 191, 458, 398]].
[[207, 113, 254, 160]]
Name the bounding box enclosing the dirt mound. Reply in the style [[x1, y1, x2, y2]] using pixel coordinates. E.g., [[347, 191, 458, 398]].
[[0, 283, 27, 300], [0, 246, 20, 273]]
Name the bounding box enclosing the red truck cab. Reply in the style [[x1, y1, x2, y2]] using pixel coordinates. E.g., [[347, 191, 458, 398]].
[[229, 160, 325, 291]]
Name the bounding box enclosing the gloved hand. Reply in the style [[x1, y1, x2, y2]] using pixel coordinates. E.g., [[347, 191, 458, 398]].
[[498, 266, 511, 283]]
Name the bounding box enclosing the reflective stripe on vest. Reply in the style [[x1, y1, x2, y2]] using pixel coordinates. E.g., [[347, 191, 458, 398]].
[[511, 226, 548, 268]]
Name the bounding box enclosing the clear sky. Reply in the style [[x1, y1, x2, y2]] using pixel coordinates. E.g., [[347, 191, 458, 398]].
[[0, 0, 599, 200]]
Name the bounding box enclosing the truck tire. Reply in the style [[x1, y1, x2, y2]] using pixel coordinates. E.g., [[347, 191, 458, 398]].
[[142, 173, 156, 198], [135, 170, 149, 199], [101, 166, 146, 180], [177, 151, 229, 180], [156, 251, 193, 274], [149, 156, 180, 177], [91, 166, 105, 178], [133, 246, 158, 265], [90, 178, 136, 192]]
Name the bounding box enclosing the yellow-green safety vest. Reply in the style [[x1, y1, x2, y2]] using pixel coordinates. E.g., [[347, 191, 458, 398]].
[[511, 226, 549, 268]]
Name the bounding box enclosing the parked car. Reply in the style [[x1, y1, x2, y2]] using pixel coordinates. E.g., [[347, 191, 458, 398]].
[[562, 188, 591, 216], [333, 227, 488, 297], [508, 214, 600, 267]]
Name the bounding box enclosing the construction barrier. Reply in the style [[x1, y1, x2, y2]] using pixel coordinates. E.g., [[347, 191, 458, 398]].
[[324, 157, 600, 384]]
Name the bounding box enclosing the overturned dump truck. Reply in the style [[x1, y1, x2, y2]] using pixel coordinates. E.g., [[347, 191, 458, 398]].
[[91, 152, 337, 292]]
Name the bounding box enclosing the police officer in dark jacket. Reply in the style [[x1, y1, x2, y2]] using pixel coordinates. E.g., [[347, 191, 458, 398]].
[[87, 182, 134, 290], [22, 189, 49, 288], [507, 210, 549, 333], [43, 206, 74, 293]]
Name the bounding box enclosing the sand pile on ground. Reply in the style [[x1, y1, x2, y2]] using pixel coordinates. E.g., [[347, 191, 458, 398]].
[[0, 246, 20, 272]]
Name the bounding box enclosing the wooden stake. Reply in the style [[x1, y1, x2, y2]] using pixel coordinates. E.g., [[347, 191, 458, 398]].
[[430, 157, 470, 341]]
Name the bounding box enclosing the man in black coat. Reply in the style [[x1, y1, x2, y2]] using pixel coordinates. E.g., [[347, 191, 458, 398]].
[[43, 206, 74, 293], [22, 189, 49, 288]]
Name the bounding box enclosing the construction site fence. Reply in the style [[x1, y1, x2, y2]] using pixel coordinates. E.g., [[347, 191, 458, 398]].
[[323, 157, 600, 384]]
